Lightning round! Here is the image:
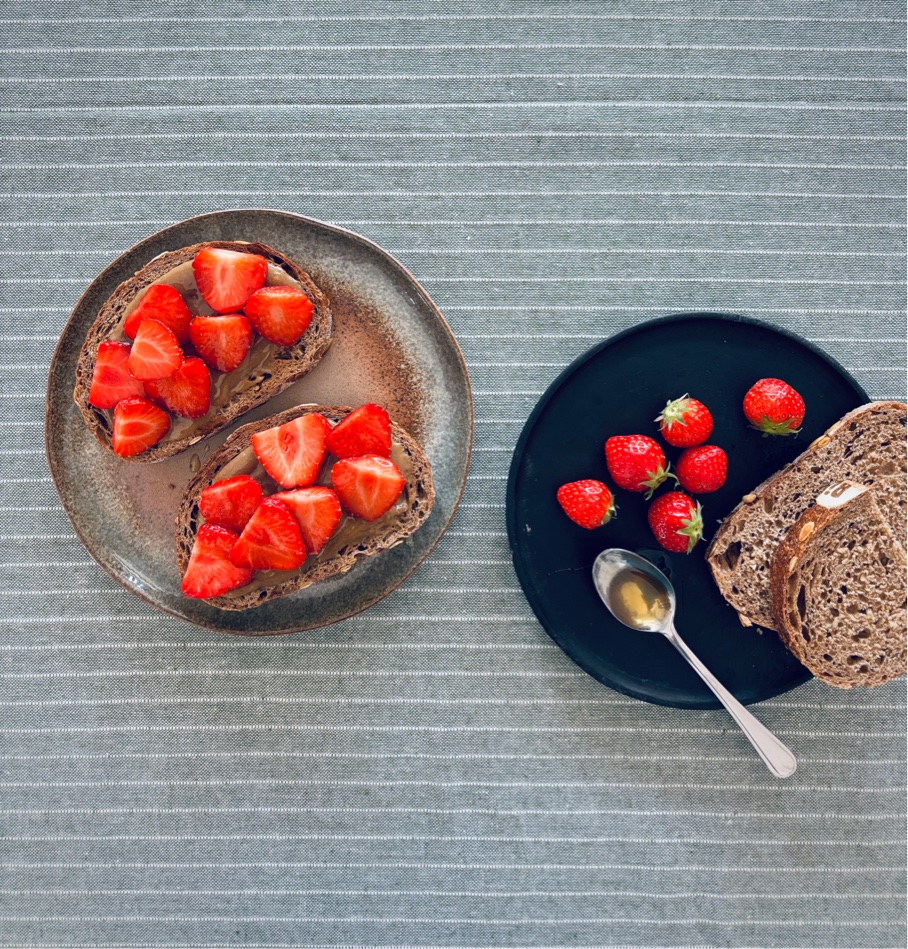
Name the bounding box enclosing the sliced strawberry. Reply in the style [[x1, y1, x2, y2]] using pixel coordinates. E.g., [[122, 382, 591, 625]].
[[123, 283, 193, 344], [229, 497, 306, 571], [192, 246, 268, 314], [331, 454, 406, 522], [250, 412, 330, 489], [243, 285, 314, 346], [199, 474, 263, 534], [126, 318, 183, 381], [273, 486, 343, 555], [325, 403, 392, 459], [181, 523, 254, 599], [189, 314, 253, 373], [87, 340, 146, 409], [111, 396, 170, 457], [143, 356, 211, 419]]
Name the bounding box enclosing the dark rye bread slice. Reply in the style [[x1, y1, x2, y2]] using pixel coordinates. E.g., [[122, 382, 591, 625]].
[[176, 404, 435, 611], [706, 401, 907, 630], [73, 240, 334, 461], [770, 481, 907, 688]]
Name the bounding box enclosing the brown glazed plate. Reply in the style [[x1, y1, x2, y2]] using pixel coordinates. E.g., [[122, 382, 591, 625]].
[[46, 209, 473, 634]]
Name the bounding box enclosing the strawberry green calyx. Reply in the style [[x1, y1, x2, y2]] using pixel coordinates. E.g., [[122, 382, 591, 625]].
[[753, 414, 801, 437], [601, 493, 618, 525], [655, 394, 693, 430], [641, 463, 677, 500], [677, 500, 704, 553]]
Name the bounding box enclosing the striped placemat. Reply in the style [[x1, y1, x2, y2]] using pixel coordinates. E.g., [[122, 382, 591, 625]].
[[1, 2, 905, 947]]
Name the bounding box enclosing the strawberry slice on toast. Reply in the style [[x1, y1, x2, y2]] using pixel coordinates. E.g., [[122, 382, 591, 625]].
[[199, 475, 264, 534], [251, 412, 330, 489], [325, 403, 392, 458], [244, 285, 314, 346], [123, 283, 193, 344], [273, 486, 343, 555], [181, 523, 254, 599], [192, 246, 268, 314], [229, 497, 306, 571], [87, 340, 146, 409], [143, 356, 211, 419], [331, 454, 406, 521], [126, 318, 183, 381], [189, 314, 253, 373], [111, 396, 171, 457]]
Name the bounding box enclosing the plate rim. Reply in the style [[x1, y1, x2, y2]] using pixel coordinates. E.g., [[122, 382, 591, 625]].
[[45, 208, 474, 634], [505, 310, 871, 707]]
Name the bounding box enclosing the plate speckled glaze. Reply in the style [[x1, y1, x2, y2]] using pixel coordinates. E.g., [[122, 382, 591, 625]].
[[46, 209, 473, 634], [506, 313, 869, 709]]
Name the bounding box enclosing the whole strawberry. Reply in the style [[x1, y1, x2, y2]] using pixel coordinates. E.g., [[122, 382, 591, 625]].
[[647, 491, 704, 554], [676, 444, 727, 494], [605, 434, 673, 498], [655, 393, 713, 447], [556, 479, 616, 529], [743, 378, 805, 435]]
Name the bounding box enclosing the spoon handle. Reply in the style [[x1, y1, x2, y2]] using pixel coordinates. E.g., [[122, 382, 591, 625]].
[[666, 625, 798, 779]]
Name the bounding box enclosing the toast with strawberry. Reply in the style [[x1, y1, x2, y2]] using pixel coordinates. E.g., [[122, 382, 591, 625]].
[[176, 404, 435, 610], [73, 240, 334, 461]]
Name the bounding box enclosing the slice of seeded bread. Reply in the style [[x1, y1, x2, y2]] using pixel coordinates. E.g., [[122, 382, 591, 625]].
[[706, 401, 907, 630], [73, 240, 334, 461], [175, 404, 435, 611], [770, 481, 907, 688]]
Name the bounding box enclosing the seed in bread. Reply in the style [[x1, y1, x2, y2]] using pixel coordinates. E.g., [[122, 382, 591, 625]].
[[706, 401, 907, 630], [770, 481, 907, 688], [73, 240, 334, 461], [176, 404, 435, 611]]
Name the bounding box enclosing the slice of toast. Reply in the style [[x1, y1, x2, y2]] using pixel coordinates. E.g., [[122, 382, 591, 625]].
[[770, 481, 907, 688], [73, 240, 334, 461], [176, 404, 435, 611], [706, 401, 907, 630]]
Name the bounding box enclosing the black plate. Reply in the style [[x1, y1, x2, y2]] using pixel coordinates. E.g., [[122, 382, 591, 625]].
[[506, 313, 869, 708]]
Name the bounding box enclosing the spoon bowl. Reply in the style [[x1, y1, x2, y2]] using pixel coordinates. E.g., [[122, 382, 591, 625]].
[[592, 549, 797, 779]]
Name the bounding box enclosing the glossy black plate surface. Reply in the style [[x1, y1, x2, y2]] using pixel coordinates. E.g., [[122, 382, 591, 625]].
[[506, 313, 869, 708]]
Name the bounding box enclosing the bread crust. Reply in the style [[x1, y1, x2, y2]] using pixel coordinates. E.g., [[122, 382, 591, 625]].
[[72, 241, 334, 461], [176, 404, 436, 611], [770, 483, 907, 688], [706, 401, 907, 629]]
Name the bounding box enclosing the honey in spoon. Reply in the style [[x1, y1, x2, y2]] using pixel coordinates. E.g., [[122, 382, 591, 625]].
[[607, 567, 672, 631]]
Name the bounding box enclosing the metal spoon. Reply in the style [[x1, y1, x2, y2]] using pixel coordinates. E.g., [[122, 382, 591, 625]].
[[592, 548, 797, 779]]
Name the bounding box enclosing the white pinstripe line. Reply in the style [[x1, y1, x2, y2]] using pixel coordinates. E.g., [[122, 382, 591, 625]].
[[0, 641, 551, 650], [0, 914, 894, 928], [2, 102, 902, 113], [0, 668, 569, 679], [0, 72, 902, 83], [1, 13, 903, 23], [2, 131, 903, 142], [3, 726, 904, 742], [1, 188, 902, 198], [2, 276, 904, 288], [2, 42, 902, 52], [4, 247, 903, 259], [5, 159, 903, 170], [0, 887, 899, 900], [4, 753, 901, 768], [0, 699, 644, 708], [2, 777, 903, 792], [0, 832, 898, 847]]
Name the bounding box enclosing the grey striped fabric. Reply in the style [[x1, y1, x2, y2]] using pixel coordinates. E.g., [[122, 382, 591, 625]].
[[1, 2, 905, 947]]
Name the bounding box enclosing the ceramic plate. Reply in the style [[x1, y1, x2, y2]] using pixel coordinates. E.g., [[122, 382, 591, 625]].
[[506, 313, 869, 708], [46, 209, 473, 634]]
